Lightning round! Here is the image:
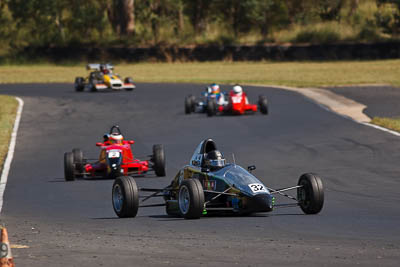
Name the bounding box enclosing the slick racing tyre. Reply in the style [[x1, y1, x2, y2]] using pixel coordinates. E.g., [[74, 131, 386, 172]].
[[89, 79, 100, 92], [74, 77, 85, 92], [185, 95, 193, 114], [152, 144, 166, 177], [72, 148, 84, 177], [297, 173, 324, 214], [178, 179, 205, 219], [258, 95, 268, 115], [207, 99, 217, 117], [124, 77, 135, 91], [64, 152, 75, 181], [112, 176, 139, 218]]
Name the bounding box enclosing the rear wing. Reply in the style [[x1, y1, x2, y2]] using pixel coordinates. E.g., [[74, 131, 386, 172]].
[[86, 63, 114, 71]]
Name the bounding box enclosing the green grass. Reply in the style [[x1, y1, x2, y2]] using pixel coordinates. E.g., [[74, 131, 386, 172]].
[[1, 60, 400, 87], [0, 95, 18, 174], [370, 117, 400, 132]]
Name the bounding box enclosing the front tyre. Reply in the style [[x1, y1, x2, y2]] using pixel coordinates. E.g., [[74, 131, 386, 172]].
[[112, 176, 139, 218], [297, 173, 324, 214], [74, 77, 85, 92], [152, 144, 166, 177], [258, 95, 268, 115], [207, 99, 217, 117], [178, 179, 205, 219], [64, 152, 75, 181], [185, 95, 193, 114], [72, 148, 84, 176], [124, 77, 135, 91]]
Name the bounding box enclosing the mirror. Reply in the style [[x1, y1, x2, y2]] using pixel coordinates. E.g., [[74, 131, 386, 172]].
[[247, 165, 256, 172], [96, 142, 103, 147], [201, 167, 210, 173], [128, 140, 134, 144]]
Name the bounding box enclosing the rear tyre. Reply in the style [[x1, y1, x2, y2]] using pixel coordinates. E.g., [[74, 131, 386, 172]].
[[185, 95, 193, 114], [297, 173, 324, 214], [178, 179, 205, 219], [72, 148, 84, 177], [64, 152, 75, 181], [152, 144, 166, 177], [124, 77, 134, 91], [112, 176, 139, 218], [74, 77, 85, 92], [207, 99, 217, 117], [258, 95, 268, 115]]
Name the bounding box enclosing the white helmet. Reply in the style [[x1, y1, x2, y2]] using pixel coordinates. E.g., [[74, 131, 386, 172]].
[[109, 133, 123, 144], [233, 85, 243, 94]]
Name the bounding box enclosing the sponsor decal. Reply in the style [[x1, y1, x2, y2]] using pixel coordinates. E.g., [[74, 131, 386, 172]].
[[203, 180, 216, 190]]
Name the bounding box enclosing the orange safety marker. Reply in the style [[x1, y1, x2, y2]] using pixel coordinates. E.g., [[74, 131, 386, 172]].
[[0, 227, 15, 267]]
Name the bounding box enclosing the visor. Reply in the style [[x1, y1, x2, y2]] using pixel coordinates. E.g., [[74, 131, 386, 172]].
[[208, 159, 226, 167]]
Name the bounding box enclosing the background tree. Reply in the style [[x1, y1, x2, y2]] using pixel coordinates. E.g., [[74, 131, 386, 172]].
[[252, 0, 289, 39], [107, 0, 135, 36], [185, 0, 212, 34], [317, 0, 345, 21]]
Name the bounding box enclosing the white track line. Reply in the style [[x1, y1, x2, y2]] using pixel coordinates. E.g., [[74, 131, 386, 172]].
[[360, 122, 400, 137], [0, 97, 24, 213]]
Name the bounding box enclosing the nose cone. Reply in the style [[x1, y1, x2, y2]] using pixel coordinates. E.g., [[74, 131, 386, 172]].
[[247, 194, 274, 213], [232, 103, 244, 114]]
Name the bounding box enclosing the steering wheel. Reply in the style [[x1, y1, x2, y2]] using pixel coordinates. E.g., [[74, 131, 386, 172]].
[[109, 125, 122, 135]]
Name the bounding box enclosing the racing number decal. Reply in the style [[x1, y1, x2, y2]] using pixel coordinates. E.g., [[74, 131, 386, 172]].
[[248, 183, 267, 193], [108, 151, 120, 158]]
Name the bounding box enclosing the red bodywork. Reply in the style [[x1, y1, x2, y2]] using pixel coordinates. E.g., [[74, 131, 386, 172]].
[[218, 91, 258, 115], [84, 140, 149, 177]]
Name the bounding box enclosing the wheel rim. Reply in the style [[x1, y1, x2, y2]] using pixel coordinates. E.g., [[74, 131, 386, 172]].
[[179, 185, 190, 215], [113, 184, 123, 213], [298, 181, 310, 208]]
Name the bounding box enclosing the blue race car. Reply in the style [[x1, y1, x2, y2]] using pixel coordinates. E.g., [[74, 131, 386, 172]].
[[185, 84, 228, 114], [112, 139, 324, 219]]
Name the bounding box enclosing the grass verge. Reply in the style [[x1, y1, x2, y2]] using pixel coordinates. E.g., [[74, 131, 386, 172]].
[[0, 60, 400, 87], [370, 117, 400, 133], [0, 95, 18, 174]]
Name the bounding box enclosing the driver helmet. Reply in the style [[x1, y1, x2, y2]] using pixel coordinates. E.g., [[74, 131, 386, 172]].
[[108, 133, 123, 144], [233, 85, 243, 95], [100, 64, 109, 74], [210, 83, 220, 95], [205, 150, 226, 170]]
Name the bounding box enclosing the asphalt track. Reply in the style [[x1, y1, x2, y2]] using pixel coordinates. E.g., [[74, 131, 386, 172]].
[[0, 83, 400, 266], [325, 85, 400, 118]]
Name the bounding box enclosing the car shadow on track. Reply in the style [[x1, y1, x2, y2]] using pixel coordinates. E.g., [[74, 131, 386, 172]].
[[91, 217, 120, 220], [148, 213, 305, 221], [90, 213, 304, 221], [47, 174, 161, 182], [47, 177, 114, 182]]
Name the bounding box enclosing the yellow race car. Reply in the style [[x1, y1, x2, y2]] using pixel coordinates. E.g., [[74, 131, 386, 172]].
[[74, 63, 136, 92]]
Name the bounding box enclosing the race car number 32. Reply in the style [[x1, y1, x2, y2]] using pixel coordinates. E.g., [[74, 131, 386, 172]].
[[248, 183, 267, 193], [108, 151, 120, 158]]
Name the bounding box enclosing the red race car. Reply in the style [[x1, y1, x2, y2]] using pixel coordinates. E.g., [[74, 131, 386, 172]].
[[64, 126, 165, 181], [206, 85, 268, 116]]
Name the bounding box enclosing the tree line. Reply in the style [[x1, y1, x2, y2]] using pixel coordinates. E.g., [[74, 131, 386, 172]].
[[0, 0, 399, 48]]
